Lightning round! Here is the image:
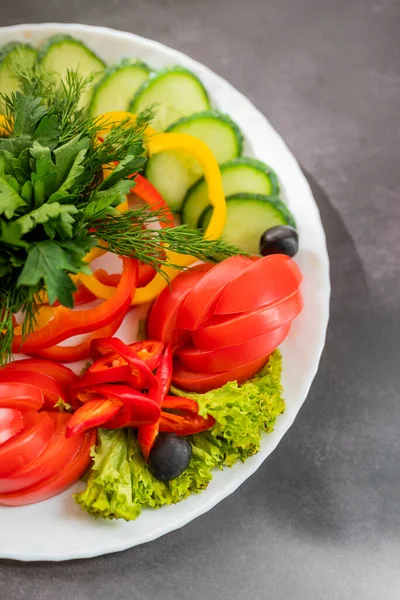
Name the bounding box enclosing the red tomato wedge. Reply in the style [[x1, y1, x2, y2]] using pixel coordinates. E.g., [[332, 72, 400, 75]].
[[172, 354, 270, 393], [215, 254, 302, 314], [0, 382, 44, 412], [147, 264, 212, 346], [0, 412, 55, 478], [178, 255, 253, 330], [1, 359, 77, 388], [0, 413, 84, 494], [192, 290, 303, 350], [177, 323, 291, 373], [0, 428, 96, 506], [0, 371, 67, 411], [0, 408, 24, 446]]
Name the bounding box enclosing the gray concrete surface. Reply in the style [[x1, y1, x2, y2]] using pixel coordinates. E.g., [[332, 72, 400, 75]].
[[1, 1, 399, 598]]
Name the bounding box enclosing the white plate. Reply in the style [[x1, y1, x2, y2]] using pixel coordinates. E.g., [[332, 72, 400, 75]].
[[0, 23, 330, 561]]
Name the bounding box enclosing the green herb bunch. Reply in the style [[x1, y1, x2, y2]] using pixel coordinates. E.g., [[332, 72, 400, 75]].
[[0, 67, 241, 362]]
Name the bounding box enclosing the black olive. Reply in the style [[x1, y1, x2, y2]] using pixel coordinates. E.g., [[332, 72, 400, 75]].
[[148, 433, 192, 481], [259, 225, 299, 257]]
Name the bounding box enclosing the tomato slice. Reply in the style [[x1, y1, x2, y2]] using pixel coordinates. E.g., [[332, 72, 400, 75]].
[[147, 264, 212, 346], [0, 412, 55, 478], [0, 428, 96, 506], [0, 371, 68, 411], [2, 359, 77, 388], [177, 323, 291, 373], [0, 413, 84, 494], [0, 382, 44, 412], [0, 408, 24, 446], [178, 255, 252, 330], [215, 254, 302, 314], [192, 290, 303, 350], [172, 354, 270, 393]]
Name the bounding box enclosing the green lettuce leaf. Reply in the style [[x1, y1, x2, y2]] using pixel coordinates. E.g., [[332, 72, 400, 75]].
[[74, 351, 284, 521], [172, 350, 285, 466]]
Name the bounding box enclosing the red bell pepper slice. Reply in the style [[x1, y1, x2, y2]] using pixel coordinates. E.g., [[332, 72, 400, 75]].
[[0, 408, 24, 446], [88, 337, 157, 389], [129, 174, 174, 229], [33, 312, 125, 363], [0, 382, 44, 412], [51, 281, 96, 307], [12, 257, 137, 352], [94, 259, 156, 290], [66, 398, 123, 437], [138, 345, 172, 461]]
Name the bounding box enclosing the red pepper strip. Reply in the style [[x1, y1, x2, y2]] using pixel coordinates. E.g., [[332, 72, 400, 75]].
[[76, 364, 132, 389], [90, 338, 163, 371], [51, 282, 96, 307], [94, 269, 121, 287], [75, 384, 160, 428], [159, 411, 215, 435], [95, 263, 156, 289], [33, 312, 125, 364], [138, 344, 172, 461], [137, 263, 156, 287], [13, 257, 137, 353], [66, 398, 123, 438], [129, 340, 164, 371], [161, 395, 202, 414], [129, 174, 174, 228], [88, 337, 157, 389]]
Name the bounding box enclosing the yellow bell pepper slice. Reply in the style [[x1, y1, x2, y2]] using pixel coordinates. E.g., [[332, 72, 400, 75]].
[[0, 114, 9, 137]]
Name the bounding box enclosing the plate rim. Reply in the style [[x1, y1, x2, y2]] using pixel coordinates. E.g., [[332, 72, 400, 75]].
[[0, 22, 330, 561]]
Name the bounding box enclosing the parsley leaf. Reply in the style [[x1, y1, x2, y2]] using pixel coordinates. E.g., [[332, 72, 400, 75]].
[[18, 240, 84, 307], [0, 175, 26, 218]]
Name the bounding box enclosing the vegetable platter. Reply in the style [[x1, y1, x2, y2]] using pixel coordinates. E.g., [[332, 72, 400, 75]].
[[0, 23, 330, 561]]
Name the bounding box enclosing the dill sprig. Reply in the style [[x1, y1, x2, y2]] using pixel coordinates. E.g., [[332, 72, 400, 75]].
[[94, 209, 245, 276]]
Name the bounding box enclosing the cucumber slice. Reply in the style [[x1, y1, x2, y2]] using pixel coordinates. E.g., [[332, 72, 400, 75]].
[[130, 66, 211, 132], [182, 157, 280, 229], [0, 43, 37, 112], [39, 35, 105, 106], [90, 59, 151, 116], [200, 193, 296, 255], [167, 111, 243, 158], [145, 111, 243, 212]]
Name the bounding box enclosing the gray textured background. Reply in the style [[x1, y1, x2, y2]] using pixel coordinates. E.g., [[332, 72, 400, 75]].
[[1, 1, 399, 598]]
